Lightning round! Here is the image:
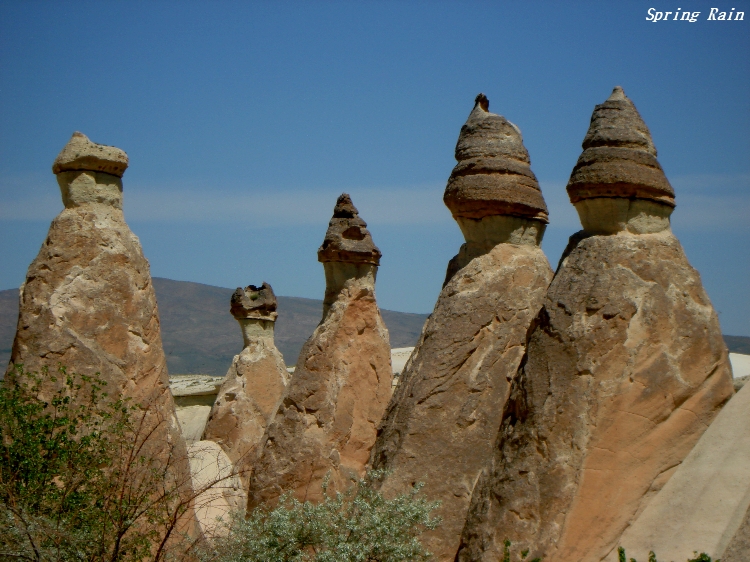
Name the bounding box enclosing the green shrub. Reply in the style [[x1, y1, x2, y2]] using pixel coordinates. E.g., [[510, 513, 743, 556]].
[[198, 470, 441, 562], [0, 364, 204, 561], [617, 546, 719, 562]]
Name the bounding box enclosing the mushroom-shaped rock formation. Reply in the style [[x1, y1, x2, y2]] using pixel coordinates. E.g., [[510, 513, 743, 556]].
[[369, 95, 553, 561], [248, 194, 392, 509], [567, 86, 676, 234], [6, 132, 197, 541], [442, 94, 549, 282], [456, 88, 734, 562], [202, 282, 288, 487]]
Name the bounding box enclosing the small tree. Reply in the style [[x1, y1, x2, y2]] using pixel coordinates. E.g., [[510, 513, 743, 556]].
[[0, 364, 229, 561], [198, 470, 441, 562]]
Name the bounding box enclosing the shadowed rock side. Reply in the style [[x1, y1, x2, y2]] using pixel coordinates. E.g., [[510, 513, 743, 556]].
[[6, 132, 196, 538], [247, 194, 392, 508], [369, 95, 553, 561], [202, 283, 289, 487], [456, 88, 734, 562]]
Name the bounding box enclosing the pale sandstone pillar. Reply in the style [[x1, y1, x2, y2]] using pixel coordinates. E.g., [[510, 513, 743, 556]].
[[457, 87, 734, 562], [247, 194, 392, 508], [370, 94, 553, 561], [202, 283, 288, 487]]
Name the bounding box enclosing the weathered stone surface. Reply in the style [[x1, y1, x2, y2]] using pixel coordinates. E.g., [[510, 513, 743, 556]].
[[52, 131, 129, 178], [188, 440, 246, 538], [7, 132, 196, 538], [248, 196, 392, 508], [317, 193, 381, 265], [202, 283, 288, 486], [170, 375, 224, 444], [605, 380, 750, 561], [444, 94, 548, 222], [457, 231, 734, 562], [371, 244, 552, 560], [567, 87, 675, 209], [723, 504, 750, 562], [368, 95, 553, 561]]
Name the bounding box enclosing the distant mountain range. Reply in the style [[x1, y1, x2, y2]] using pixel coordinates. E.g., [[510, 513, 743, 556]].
[[1, 278, 428, 377], [1, 277, 748, 377]]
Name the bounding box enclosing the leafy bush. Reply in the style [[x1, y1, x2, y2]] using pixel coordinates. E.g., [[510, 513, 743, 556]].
[[617, 546, 718, 562], [198, 470, 441, 562], [0, 364, 205, 561]]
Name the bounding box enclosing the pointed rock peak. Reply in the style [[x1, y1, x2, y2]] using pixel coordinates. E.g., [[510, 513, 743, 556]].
[[582, 86, 656, 155], [608, 85, 627, 101], [332, 193, 359, 219], [444, 94, 548, 222], [52, 131, 129, 177], [230, 282, 278, 319], [567, 87, 675, 207], [474, 93, 490, 112], [318, 194, 381, 265]]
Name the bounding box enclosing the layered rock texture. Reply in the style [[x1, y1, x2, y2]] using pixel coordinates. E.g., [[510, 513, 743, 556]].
[[247, 194, 392, 508], [6, 132, 195, 534], [202, 283, 288, 485], [456, 88, 734, 562], [606, 381, 750, 561], [369, 95, 553, 561]]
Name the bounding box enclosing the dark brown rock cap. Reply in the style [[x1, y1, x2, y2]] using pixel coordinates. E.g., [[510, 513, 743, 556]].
[[317, 193, 381, 265], [52, 132, 129, 178], [444, 93, 548, 222], [230, 282, 278, 320], [566, 86, 675, 207]]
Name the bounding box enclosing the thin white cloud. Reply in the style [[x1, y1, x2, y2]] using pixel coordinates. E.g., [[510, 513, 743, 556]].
[[1, 173, 747, 231]]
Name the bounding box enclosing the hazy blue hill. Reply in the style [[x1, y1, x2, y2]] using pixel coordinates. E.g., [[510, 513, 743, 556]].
[[0, 278, 429, 377], [2, 279, 747, 376]]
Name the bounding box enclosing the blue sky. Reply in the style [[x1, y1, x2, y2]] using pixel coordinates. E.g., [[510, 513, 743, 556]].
[[1, 1, 748, 336]]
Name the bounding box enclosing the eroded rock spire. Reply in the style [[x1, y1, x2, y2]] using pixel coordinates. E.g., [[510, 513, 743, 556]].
[[567, 86, 676, 234], [317, 193, 381, 265]]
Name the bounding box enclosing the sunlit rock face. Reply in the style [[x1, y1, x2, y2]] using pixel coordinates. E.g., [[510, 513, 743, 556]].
[[456, 88, 734, 562], [6, 131, 196, 539], [370, 95, 553, 561], [247, 194, 392, 509], [202, 282, 289, 487]]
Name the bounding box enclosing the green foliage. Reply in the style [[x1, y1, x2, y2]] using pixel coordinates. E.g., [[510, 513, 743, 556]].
[[501, 539, 541, 562], [0, 364, 198, 561], [198, 470, 441, 562], [617, 547, 719, 562]]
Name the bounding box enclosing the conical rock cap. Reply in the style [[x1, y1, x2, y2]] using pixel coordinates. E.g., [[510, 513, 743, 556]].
[[230, 282, 278, 320], [52, 132, 129, 178], [317, 194, 381, 265], [444, 94, 548, 222], [566, 86, 675, 206]]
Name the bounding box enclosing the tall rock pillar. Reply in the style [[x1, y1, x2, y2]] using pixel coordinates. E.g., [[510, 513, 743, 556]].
[[369, 94, 553, 561], [6, 132, 195, 536], [457, 87, 734, 562], [247, 194, 392, 508], [202, 282, 289, 485]]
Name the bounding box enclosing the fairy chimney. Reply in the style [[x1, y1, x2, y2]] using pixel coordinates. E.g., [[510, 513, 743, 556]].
[[247, 194, 392, 509], [369, 95, 553, 561], [6, 132, 196, 540], [202, 282, 288, 486], [456, 88, 734, 562]]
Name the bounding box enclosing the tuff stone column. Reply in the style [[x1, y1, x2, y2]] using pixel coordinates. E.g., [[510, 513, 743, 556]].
[[457, 87, 734, 562], [6, 132, 196, 538], [202, 282, 288, 487], [247, 194, 392, 508], [369, 94, 553, 561]]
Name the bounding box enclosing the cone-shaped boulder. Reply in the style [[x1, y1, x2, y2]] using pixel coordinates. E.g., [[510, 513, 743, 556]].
[[202, 283, 289, 487], [457, 88, 734, 562], [6, 132, 196, 541], [248, 194, 392, 509], [370, 95, 553, 561], [444, 93, 548, 222]]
